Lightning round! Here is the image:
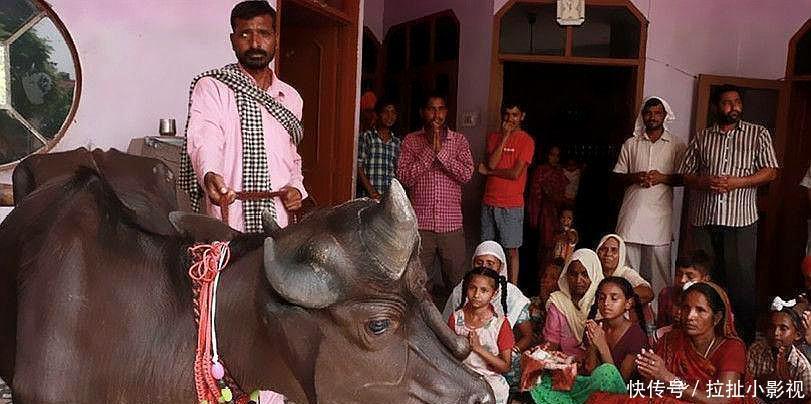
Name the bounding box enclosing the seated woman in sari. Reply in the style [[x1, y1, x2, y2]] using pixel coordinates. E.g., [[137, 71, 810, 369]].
[[529, 250, 630, 404], [541, 249, 604, 359], [595, 234, 653, 306], [588, 281, 752, 404]]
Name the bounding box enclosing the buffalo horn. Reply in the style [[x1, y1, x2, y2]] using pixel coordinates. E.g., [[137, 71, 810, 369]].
[[360, 180, 417, 280]]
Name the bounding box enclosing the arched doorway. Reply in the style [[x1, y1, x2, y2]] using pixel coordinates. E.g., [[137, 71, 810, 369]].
[[490, 0, 647, 287], [383, 10, 460, 133]]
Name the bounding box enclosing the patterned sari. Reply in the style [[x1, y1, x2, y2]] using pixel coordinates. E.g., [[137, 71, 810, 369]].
[[586, 281, 755, 404], [528, 164, 569, 255]]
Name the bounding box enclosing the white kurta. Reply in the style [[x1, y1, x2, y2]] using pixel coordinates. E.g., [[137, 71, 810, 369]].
[[613, 131, 686, 245]]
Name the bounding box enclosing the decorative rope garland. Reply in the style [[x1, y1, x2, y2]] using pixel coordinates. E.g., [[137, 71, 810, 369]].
[[187, 242, 287, 404], [188, 242, 248, 404]]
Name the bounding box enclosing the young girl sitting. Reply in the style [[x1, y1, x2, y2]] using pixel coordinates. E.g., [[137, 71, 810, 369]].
[[746, 296, 811, 402], [449, 266, 515, 404], [584, 277, 647, 381]]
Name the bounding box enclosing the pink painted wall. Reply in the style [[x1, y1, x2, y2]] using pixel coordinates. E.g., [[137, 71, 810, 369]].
[[364, 0, 386, 41], [0, 0, 258, 185], [383, 0, 811, 260], [0, 0, 285, 221], [382, 0, 494, 254]]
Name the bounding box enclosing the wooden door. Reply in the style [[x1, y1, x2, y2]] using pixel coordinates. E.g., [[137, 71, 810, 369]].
[[278, 0, 359, 207], [682, 74, 788, 304]]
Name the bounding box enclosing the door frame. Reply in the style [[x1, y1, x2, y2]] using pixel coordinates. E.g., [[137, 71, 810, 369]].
[[488, 0, 648, 132], [277, 0, 360, 205]]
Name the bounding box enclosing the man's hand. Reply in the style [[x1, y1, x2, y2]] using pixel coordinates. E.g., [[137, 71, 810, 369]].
[[204, 172, 236, 206], [432, 132, 442, 154], [631, 172, 649, 187], [501, 120, 516, 136], [646, 170, 667, 187], [279, 186, 303, 211], [709, 175, 744, 193], [478, 162, 490, 175]]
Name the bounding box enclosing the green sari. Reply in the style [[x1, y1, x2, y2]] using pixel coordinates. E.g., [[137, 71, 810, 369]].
[[530, 363, 627, 404]]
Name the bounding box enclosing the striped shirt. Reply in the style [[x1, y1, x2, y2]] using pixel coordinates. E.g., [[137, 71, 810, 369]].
[[746, 340, 811, 400], [356, 129, 401, 197], [396, 129, 473, 233], [679, 120, 779, 227]]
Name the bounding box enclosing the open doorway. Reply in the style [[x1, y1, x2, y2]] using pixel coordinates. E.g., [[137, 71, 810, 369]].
[[503, 62, 636, 288], [491, 0, 646, 292]]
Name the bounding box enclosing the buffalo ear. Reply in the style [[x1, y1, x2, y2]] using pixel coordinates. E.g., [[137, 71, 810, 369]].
[[169, 211, 239, 241], [92, 149, 178, 236], [263, 237, 343, 309]]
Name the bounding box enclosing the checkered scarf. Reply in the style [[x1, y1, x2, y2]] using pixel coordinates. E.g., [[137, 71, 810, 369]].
[[179, 64, 303, 233]]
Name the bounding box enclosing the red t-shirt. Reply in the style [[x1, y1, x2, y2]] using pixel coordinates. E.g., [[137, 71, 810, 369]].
[[482, 130, 535, 208]]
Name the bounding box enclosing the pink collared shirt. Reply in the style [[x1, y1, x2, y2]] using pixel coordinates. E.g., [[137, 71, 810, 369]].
[[186, 68, 307, 231], [396, 129, 473, 233]]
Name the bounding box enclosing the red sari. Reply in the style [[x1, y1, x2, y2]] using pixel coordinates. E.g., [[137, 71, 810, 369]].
[[528, 164, 569, 254], [586, 282, 755, 404]]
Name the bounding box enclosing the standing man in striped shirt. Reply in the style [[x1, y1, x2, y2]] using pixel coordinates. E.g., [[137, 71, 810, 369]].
[[680, 84, 779, 342], [397, 93, 474, 306]]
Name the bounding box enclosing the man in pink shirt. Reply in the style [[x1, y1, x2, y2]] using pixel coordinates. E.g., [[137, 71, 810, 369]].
[[397, 93, 474, 305], [179, 1, 306, 233]]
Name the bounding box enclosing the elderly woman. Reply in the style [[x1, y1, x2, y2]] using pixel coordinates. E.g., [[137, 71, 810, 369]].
[[588, 281, 752, 404], [530, 249, 629, 404], [596, 234, 655, 342], [541, 249, 604, 358], [442, 241, 533, 392], [595, 234, 653, 305]]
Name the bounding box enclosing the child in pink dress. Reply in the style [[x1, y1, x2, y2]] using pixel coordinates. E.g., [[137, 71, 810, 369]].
[[449, 266, 515, 404]]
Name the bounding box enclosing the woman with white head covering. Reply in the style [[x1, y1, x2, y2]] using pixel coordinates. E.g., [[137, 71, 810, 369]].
[[542, 248, 604, 357], [595, 234, 653, 305]]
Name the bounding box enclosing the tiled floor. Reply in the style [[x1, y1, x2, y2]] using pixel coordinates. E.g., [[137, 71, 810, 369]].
[[0, 377, 11, 404]]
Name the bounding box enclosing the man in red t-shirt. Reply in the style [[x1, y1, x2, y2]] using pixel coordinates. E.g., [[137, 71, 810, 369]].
[[478, 101, 535, 285]]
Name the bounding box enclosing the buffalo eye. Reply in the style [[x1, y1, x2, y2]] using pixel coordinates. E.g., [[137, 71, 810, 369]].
[[367, 319, 390, 335]]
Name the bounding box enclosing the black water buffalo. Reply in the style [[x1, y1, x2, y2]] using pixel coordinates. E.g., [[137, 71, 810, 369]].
[[0, 151, 493, 404]]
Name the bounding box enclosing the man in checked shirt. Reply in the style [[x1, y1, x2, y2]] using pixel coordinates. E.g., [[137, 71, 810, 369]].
[[397, 93, 474, 306], [680, 84, 779, 343]]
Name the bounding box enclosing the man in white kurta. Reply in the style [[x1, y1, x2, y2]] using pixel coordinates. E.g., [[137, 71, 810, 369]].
[[613, 96, 686, 298]]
